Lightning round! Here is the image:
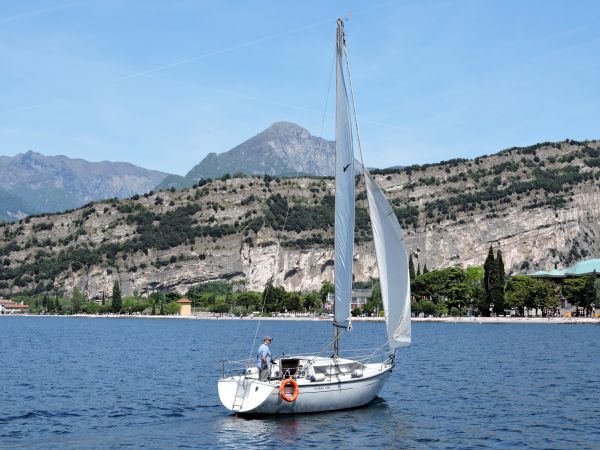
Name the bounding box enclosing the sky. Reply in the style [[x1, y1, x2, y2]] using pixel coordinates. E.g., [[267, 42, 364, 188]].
[[1, 0, 599, 175]]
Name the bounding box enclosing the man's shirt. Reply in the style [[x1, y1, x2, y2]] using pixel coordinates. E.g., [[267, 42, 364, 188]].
[[256, 343, 271, 368]]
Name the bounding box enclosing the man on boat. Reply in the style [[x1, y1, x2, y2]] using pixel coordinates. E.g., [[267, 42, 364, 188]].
[[257, 336, 274, 381]]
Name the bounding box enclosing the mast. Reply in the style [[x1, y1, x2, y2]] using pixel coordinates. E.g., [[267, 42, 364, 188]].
[[333, 17, 355, 357]]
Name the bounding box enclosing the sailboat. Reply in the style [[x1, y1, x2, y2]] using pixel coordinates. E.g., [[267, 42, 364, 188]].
[[217, 18, 411, 415]]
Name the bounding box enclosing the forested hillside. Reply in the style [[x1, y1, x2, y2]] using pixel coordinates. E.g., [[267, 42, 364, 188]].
[[1, 139, 599, 299]]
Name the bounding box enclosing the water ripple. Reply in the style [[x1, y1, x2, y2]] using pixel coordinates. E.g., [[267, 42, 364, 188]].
[[1, 318, 599, 449]]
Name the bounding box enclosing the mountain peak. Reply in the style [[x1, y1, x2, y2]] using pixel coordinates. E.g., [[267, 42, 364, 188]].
[[186, 122, 334, 180], [266, 121, 310, 136], [267, 121, 308, 132], [19, 149, 43, 159]]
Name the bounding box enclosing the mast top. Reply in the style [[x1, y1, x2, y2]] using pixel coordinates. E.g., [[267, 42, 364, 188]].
[[336, 18, 345, 46]]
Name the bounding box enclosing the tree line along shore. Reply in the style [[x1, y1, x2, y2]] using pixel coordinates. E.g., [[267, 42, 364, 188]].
[[3, 245, 600, 319]]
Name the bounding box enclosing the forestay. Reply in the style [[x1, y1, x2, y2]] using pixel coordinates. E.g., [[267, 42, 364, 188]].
[[365, 170, 411, 348]]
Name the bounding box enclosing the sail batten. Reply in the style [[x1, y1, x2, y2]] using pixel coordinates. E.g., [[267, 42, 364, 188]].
[[365, 171, 411, 348], [333, 19, 355, 329]]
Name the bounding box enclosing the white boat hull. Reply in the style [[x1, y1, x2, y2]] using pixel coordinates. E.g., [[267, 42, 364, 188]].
[[218, 358, 393, 415]]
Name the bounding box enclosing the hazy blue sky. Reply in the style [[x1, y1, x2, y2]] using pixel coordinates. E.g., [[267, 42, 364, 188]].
[[1, 1, 599, 175]]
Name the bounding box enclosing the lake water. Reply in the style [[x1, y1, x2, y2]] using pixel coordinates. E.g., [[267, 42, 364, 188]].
[[1, 317, 598, 449]]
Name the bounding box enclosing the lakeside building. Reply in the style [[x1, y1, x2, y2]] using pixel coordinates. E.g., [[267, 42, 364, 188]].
[[529, 259, 600, 279], [176, 298, 193, 316], [0, 299, 30, 314], [325, 289, 373, 313], [528, 258, 600, 317], [350, 289, 373, 311]]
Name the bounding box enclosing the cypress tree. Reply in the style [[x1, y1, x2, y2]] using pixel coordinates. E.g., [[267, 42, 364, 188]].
[[483, 246, 495, 316], [493, 249, 506, 316], [582, 272, 596, 316], [416, 263, 421, 277], [423, 263, 429, 274], [160, 300, 164, 315], [72, 288, 83, 314], [409, 255, 416, 279], [112, 280, 122, 313]]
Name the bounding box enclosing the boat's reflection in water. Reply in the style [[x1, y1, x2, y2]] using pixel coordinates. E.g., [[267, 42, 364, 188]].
[[214, 397, 412, 447], [215, 413, 300, 447]]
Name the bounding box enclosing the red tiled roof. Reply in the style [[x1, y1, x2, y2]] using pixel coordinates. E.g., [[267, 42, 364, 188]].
[[176, 298, 192, 303], [2, 303, 29, 309]]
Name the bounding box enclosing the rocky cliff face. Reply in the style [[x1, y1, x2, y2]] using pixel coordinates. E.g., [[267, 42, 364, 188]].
[[0, 151, 170, 221], [1, 139, 599, 299]]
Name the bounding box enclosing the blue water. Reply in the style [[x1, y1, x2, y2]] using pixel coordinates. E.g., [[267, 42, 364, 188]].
[[1, 317, 598, 449]]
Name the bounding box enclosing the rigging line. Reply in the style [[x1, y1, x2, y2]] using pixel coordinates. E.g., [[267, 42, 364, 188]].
[[316, 47, 337, 173], [303, 327, 350, 370], [248, 192, 292, 361], [342, 33, 367, 177], [249, 35, 338, 360]]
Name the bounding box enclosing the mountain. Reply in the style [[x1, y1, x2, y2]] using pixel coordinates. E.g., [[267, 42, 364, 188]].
[[0, 151, 170, 221], [0, 188, 31, 222], [154, 174, 195, 191], [185, 122, 335, 182], [1, 139, 599, 300]]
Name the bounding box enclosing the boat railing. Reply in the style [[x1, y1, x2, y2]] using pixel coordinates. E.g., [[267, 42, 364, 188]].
[[338, 347, 390, 364], [219, 358, 255, 379], [219, 348, 394, 379]]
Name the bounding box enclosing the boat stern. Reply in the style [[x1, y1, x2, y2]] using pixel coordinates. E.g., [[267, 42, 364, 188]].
[[218, 377, 276, 413]]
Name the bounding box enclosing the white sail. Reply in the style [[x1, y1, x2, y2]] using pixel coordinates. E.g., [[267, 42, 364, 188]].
[[333, 20, 355, 329], [365, 170, 411, 348]]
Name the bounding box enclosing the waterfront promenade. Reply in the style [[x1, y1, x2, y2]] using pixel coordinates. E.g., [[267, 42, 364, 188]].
[[4, 313, 598, 324]]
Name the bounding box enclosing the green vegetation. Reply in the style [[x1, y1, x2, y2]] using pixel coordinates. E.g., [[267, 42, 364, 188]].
[[111, 280, 122, 313], [561, 273, 597, 316], [412, 266, 478, 316], [264, 194, 335, 233], [410, 256, 597, 318], [7, 258, 599, 318], [483, 247, 505, 316], [504, 276, 558, 316]]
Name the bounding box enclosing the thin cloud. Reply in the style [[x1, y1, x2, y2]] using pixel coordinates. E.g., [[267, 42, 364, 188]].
[[114, 19, 334, 82], [0, 1, 87, 25], [0, 100, 64, 115], [114, 0, 396, 82]]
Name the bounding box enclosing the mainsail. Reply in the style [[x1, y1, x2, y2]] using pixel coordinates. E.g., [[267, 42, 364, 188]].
[[333, 19, 355, 329], [365, 170, 411, 348]]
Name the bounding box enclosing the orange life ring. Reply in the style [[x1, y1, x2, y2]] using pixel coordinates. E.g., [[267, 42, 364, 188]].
[[279, 378, 299, 402]]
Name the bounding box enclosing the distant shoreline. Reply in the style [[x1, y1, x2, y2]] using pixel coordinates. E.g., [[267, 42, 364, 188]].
[[2, 313, 598, 324]]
